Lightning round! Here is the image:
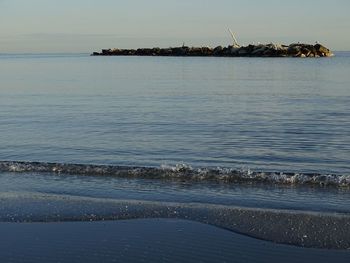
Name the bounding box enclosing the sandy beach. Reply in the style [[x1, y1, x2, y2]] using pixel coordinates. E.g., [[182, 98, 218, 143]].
[[1, 219, 350, 263]]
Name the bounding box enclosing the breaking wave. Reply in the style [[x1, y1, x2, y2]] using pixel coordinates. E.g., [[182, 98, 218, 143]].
[[0, 161, 349, 187]]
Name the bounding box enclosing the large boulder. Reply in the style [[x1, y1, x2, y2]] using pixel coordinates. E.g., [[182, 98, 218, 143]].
[[151, 47, 161, 55], [251, 46, 267, 56], [314, 44, 333, 57], [171, 47, 187, 56], [213, 46, 223, 56], [201, 47, 213, 56], [237, 47, 249, 56], [159, 48, 172, 56], [228, 45, 240, 56], [287, 44, 302, 56], [221, 47, 230, 56], [101, 49, 111, 55], [135, 48, 153, 56], [188, 47, 202, 56]]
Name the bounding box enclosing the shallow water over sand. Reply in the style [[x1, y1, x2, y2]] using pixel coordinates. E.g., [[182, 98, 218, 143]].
[[0, 171, 349, 213], [1, 219, 350, 263], [1, 172, 349, 250]]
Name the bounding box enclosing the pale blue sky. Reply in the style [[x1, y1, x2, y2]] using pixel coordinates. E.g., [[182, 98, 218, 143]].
[[1, 0, 349, 52]]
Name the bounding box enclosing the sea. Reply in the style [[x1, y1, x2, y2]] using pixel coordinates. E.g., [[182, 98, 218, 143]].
[[0, 52, 349, 262]]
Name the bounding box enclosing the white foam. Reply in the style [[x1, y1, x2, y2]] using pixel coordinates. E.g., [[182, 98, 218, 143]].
[[0, 161, 349, 187]]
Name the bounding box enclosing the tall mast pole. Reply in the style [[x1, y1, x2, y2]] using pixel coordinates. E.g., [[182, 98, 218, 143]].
[[228, 29, 239, 47]]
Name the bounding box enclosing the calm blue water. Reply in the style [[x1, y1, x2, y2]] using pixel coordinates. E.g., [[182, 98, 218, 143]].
[[1, 52, 349, 174], [1, 53, 350, 259]]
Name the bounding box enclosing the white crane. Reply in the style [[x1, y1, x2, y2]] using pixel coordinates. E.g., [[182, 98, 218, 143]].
[[228, 29, 240, 47]]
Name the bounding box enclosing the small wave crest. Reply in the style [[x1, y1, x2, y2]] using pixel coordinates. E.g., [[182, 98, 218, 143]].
[[0, 161, 349, 187]]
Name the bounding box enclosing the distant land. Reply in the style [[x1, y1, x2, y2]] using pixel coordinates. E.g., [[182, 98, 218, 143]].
[[92, 43, 333, 58]]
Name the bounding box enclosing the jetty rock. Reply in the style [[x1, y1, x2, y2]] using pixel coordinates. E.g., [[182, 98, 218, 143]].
[[92, 43, 333, 58]]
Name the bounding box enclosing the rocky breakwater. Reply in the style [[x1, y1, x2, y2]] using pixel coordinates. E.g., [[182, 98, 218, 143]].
[[92, 43, 333, 58]]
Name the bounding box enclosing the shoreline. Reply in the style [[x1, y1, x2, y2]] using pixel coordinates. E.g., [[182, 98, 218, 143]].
[[2, 194, 350, 250], [1, 219, 349, 262]]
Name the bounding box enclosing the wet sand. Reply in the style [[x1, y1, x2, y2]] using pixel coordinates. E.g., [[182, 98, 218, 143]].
[[1, 219, 349, 263], [1, 193, 349, 250]]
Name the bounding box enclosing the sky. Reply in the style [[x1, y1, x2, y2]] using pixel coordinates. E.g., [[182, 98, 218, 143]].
[[0, 0, 349, 52]]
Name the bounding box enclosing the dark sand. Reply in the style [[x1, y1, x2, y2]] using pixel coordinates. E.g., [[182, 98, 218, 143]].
[[1, 193, 349, 250], [1, 219, 349, 263]]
